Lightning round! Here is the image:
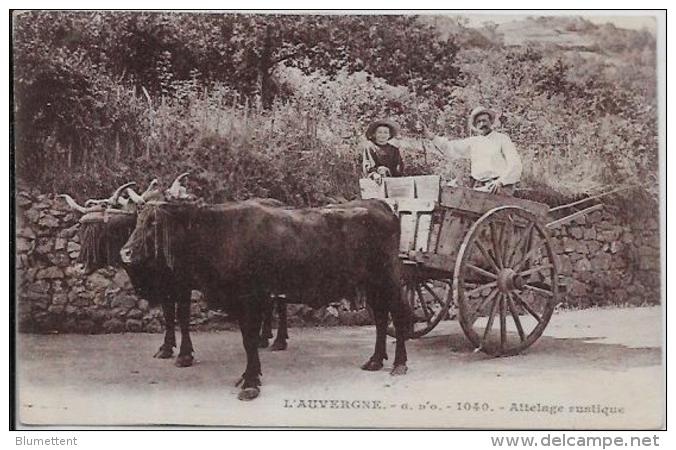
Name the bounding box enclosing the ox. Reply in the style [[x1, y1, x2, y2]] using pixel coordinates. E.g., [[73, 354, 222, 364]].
[[60, 178, 197, 367], [62, 177, 291, 364], [120, 198, 412, 400]]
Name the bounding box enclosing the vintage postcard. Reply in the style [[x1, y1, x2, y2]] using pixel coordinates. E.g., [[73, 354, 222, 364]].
[[12, 10, 665, 429]]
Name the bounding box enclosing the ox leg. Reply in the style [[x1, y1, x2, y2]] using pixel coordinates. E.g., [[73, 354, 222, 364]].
[[154, 300, 175, 359], [361, 303, 388, 371], [258, 298, 273, 348], [175, 292, 195, 368], [270, 299, 288, 351], [237, 296, 264, 401], [389, 283, 410, 376]]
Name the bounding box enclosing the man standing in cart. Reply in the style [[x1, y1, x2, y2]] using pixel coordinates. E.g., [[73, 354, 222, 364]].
[[424, 106, 522, 195]]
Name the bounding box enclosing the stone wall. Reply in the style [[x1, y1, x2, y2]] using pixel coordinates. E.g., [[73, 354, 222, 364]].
[[15, 191, 661, 334], [550, 209, 660, 308]]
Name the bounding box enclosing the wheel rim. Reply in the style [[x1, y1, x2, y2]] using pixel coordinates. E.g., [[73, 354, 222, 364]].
[[380, 273, 454, 339], [455, 206, 558, 356], [402, 277, 453, 338]]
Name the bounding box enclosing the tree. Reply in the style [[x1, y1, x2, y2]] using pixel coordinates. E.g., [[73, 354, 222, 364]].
[[207, 14, 462, 108], [14, 12, 462, 108]]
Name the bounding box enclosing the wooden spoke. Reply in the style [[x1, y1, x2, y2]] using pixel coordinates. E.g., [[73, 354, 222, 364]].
[[506, 293, 526, 342], [499, 294, 507, 352], [523, 284, 554, 297], [520, 226, 536, 268], [519, 264, 554, 277], [474, 239, 500, 273], [466, 263, 498, 279], [411, 285, 419, 309], [465, 281, 498, 298], [415, 286, 434, 322], [514, 238, 546, 272], [512, 291, 542, 324], [506, 223, 533, 268], [467, 287, 500, 320], [481, 294, 500, 345], [496, 222, 506, 263], [489, 222, 504, 269], [404, 285, 415, 310], [500, 222, 514, 268], [421, 282, 445, 307], [382, 278, 454, 339], [456, 206, 558, 355]]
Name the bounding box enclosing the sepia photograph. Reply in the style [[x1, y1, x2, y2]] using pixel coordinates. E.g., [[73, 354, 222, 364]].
[[11, 9, 664, 429]]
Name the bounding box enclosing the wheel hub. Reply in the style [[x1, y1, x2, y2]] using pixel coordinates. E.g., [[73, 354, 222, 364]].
[[497, 268, 525, 293]]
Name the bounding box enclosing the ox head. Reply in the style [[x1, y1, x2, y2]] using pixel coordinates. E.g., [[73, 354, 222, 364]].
[[60, 179, 163, 272], [120, 173, 194, 269]]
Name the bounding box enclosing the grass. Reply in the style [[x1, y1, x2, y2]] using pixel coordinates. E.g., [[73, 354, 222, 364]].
[[21, 67, 658, 218]]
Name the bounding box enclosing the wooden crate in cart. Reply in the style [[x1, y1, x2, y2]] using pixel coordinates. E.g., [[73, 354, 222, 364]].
[[360, 175, 559, 356]]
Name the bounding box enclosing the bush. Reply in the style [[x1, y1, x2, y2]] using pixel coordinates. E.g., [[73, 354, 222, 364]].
[[12, 12, 659, 215]]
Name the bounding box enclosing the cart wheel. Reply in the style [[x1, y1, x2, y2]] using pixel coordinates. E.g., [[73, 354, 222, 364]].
[[374, 274, 454, 339], [455, 206, 559, 356], [400, 277, 453, 338]]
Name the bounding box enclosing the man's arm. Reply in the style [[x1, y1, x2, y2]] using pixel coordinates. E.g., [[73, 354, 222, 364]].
[[498, 135, 522, 185], [430, 135, 472, 160]]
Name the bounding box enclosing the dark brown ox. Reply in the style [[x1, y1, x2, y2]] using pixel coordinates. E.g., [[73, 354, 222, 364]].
[[60, 179, 197, 367], [120, 198, 412, 400], [64, 178, 291, 363]]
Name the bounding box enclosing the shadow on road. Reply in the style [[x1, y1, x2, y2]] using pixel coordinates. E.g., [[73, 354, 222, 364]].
[[410, 330, 661, 371]]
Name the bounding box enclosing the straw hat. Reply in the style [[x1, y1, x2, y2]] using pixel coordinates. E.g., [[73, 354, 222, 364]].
[[468, 106, 499, 133], [366, 119, 399, 141]]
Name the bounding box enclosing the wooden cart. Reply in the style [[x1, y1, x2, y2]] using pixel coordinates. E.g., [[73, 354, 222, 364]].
[[360, 175, 561, 356]]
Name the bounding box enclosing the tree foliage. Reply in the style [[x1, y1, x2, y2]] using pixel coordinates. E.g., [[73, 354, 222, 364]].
[[12, 12, 658, 208], [13, 11, 461, 187]]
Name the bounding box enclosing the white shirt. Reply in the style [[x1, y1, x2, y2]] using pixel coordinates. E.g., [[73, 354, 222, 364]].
[[432, 131, 522, 185]]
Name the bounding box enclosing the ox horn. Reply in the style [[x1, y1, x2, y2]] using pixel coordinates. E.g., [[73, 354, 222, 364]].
[[141, 179, 159, 200], [84, 198, 112, 207], [166, 172, 190, 200], [110, 181, 137, 207], [58, 194, 103, 214], [126, 187, 146, 205], [117, 196, 131, 208]]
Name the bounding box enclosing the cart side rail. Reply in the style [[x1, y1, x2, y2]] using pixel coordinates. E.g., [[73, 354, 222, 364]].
[[440, 187, 549, 220]]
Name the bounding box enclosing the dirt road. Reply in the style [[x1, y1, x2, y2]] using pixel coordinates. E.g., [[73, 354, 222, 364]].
[[16, 306, 663, 429]]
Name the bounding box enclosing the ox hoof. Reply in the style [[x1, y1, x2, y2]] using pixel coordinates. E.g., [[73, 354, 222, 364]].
[[270, 340, 288, 352], [175, 355, 194, 367], [238, 387, 260, 401], [235, 377, 263, 387], [390, 364, 408, 376], [258, 338, 269, 349], [361, 359, 384, 371], [154, 346, 174, 359]]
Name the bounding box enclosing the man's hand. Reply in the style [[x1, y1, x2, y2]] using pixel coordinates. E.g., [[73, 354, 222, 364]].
[[369, 172, 383, 185], [488, 180, 503, 194], [376, 166, 392, 177], [476, 179, 502, 194]]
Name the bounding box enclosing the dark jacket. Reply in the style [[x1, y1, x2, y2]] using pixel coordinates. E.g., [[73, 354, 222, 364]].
[[362, 143, 404, 177]]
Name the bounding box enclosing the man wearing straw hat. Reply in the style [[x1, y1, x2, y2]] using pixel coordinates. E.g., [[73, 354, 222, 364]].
[[425, 106, 522, 195]]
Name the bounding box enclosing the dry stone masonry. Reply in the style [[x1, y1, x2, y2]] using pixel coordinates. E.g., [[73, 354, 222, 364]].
[[549, 209, 659, 308], [15, 191, 660, 334]]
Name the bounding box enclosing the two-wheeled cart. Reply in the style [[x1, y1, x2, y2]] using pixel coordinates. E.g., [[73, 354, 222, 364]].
[[361, 175, 605, 356]]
